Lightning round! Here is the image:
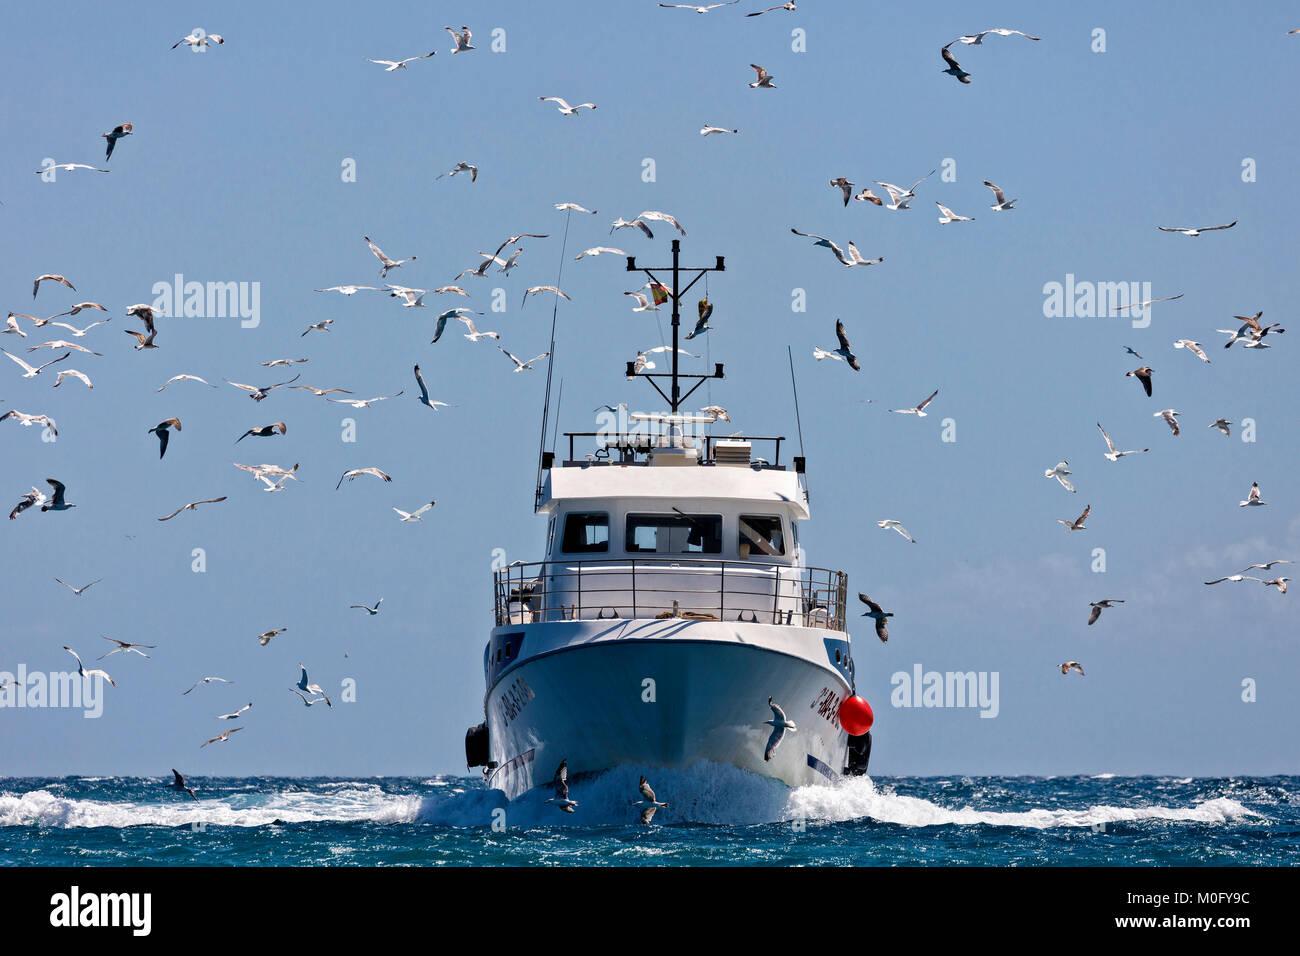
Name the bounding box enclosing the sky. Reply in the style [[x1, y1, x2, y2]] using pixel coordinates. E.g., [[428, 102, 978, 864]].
[[1, 1, 1297, 779]]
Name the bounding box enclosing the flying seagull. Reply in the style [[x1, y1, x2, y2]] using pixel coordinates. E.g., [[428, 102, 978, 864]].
[[659, 0, 739, 10], [291, 689, 329, 707], [236, 422, 287, 443], [936, 201, 975, 224], [64, 646, 115, 687], [1, 409, 58, 435], [364, 236, 417, 277], [444, 26, 474, 53], [700, 405, 730, 422], [701, 123, 739, 136], [546, 759, 578, 813], [301, 319, 333, 336], [2, 347, 70, 379], [413, 365, 455, 410], [158, 496, 227, 521], [829, 177, 855, 207], [168, 769, 198, 801], [148, 418, 182, 458], [813, 319, 861, 370], [889, 389, 938, 416], [40, 478, 75, 513], [877, 519, 916, 543], [327, 391, 403, 409], [1236, 560, 1293, 573], [350, 598, 383, 615], [748, 64, 776, 88], [574, 246, 626, 260], [632, 776, 669, 825], [393, 502, 436, 522], [1058, 504, 1091, 533], [941, 44, 971, 83], [182, 676, 232, 695], [201, 728, 243, 748], [1087, 599, 1124, 626], [1125, 366, 1153, 397], [538, 96, 597, 115], [1059, 662, 1085, 676], [955, 28, 1040, 44], [1261, 577, 1289, 594], [1045, 461, 1076, 493], [1172, 339, 1210, 364], [33, 274, 75, 299], [746, 2, 797, 15], [225, 373, 300, 402], [1096, 423, 1148, 461], [1111, 293, 1183, 314], [521, 286, 570, 309], [858, 593, 894, 643], [437, 161, 478, 182], [1204, 574, 1261, 586], [256, 628, 287, 647], [1154, 409, 1180, 436], [99, 636, 156, 659], [10, 487, 45, 520], [1239, 482, 1266, 507], [336, 467, 392, 490], [554, 202, 596, 215], [314, 285, 380, 296], [173, 32, 224, 49], [366, 51, 436, 71], [763, 697, 796, 761], [215, 702, 253, 721], [498, 347, 549, 372], [1158, 221, 1237, 237], [54, 577, 101, 596], [983, 180, 1016, 210], [34, 162, 109, 174], [623, 291, 661, 313], [295, 664, 332, 706], [102, 122, 132, 160]]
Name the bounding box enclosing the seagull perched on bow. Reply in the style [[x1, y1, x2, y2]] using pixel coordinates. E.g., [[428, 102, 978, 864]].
[[350, 599, 383, 615], [941, 44, 971, 83], [1097, 423, 1148, 461], [225, 373, 300, 402], [148, 418, 182, 458], [813, 319, 861, 370], [393, 502, 435, 522], [1058, 503, 1091, 533], [1154, 409, 1180, 436], [877, 519, 916, 543], [632, 776, 669, 825], [364, 236, 417, 277], [763, 697, 796, 761], [983, 180, 1016, 210], [64, 646, 115, 686], [336, 467, 391, 490], [1239, 482, 1266, 507], [444, 26, 474, 53], [889, 389, 938, 417], [102, 122, 132, 160], [498, 347, 549, 372], [158, 497, 227, 521], [538, 96, 597, 115], [1157, 221, 1236, 237], [99, 636, 156, 659], [235, 422, 287, 443], [1045, 461, 1076, 493], [748, 64, 777, 87], [858, 594, 894, 643], [437, 161, 478, 182], [366, 51, 435, 71], [1087, 599, 1124, 626], [295, 664, 332, 706]]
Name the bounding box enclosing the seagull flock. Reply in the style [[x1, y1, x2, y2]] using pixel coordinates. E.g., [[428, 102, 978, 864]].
[[5, 8, 1293, 816]]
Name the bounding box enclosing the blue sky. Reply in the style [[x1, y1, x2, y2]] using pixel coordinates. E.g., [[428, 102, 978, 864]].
[[2, 1, 1297, 778]]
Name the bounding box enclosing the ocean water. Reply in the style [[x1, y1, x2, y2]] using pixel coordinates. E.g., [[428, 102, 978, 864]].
[[1, 769, 1295, 866]]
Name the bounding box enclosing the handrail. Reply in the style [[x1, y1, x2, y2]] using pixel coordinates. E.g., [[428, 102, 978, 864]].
[[494, 557, 847, 631]]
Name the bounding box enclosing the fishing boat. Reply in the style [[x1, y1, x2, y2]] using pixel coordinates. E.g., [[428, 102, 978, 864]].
[[463, 241, 873, 803]]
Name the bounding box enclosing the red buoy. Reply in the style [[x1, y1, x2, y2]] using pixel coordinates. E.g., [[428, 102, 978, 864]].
[[839, 695, 874, 736]]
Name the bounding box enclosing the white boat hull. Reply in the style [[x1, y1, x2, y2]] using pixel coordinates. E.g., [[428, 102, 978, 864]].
[[482, 619, 854, 801]]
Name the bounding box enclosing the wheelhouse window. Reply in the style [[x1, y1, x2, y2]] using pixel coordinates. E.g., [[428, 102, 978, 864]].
[[561, 512, 609, 553], [625, 513, 723, 554], [738, 515, 785, 558]]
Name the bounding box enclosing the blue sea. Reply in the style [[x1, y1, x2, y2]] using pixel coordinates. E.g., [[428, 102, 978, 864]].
[[2, 769, 1296, 866]]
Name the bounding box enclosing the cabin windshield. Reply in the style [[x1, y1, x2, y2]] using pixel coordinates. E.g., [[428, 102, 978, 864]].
[[625, 513, 722, 554], [738, 515, 785, 558], [560, 512, 609, 553]]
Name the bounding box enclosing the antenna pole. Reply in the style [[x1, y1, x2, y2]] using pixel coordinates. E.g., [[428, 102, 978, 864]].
[[670, 240, 680, 411]]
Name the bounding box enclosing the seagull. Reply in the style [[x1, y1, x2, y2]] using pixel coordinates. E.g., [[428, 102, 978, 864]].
[[314, 285, 380, 296], [168, 769, 198, 801], [936, 201, 974, 224], [813, 319, 861, 370], [52, 369, 93, 390], [546, 759, 578, 813], [124, 328, 159, 350], [158, 496, 227, 521], [8, 487, 45, 520], [611, 217, 654, 237], [393, 501, 436, 523], [301, 319, 333, 336], [102, 123, 132, 160], [700, 405, 730, 422], [1059, 662, 1085, 676], [877, 519, 916, 543], [574, 246, 626, 260], [889, 389, 938, 417], [876, 183, 915, 210], [685, 300, 712, 340], [1157, 221, 1236, 237], [364, 236, 417, 277], [225, 373, 300, 402], [763, 697, 796, 761], [1096, 423, 1148, 461], [3, 347, 70, 378], [858, 594, 894, 643], [256, 628, 287, 646], [54, 577, 101, 595], [336, 467, 392, 490], [366, 51, 436, 71], [1058, 503, 1091, 533], [3, 313, 28, 337], [201, 728, 243, 748], [259, 358, 308, 368], [437, 161, 478, 181], [632, 776, 669, 825], [1173, 339, 1211, 363], [747, 2, 797, 15], [444, 26, 474, 53], [623, 291, 661, 312], [830, 177, 855, 207], [955, 28, 1041, 43], [49, 301, 108, 320], [235, 422, 287, 442], [1236, 560, 1293, 573], [1124, 346, 1144, 359], [148, 418, 182, 458], [215, 702, 253, 721], [639, 211, 687, 236], [538, 96, 597, 115], [521, 286, 570, 308], [34, 162, 109, 174], [350, 599, 383, 615], [33, 274, 76, 298], [498, 347, 550, 372], [1045, 462, 1076, 493], [854, 188, 883, 205], [1087, 599, 1124, 626], [1125, 366, 1154, 397], [748, 64, 777, 88], [326, 390, 403, 409], [1261, 577, 1290, 594], [99, 636, 156, 659], [1, 410, 58, 435], [43, 320, 109, 338], [433, 285, 472, 297], [701, 123, 739, 136], [40, 478, 75, 513], [554, 202, 596, 214], [1239, 482, 1266, 507], [233, 462, 299, 482], [660, 0, 739, 10], [1150, 409, 1180, 437], [259, 474, 294, 494], [983, 180, 1016, 210], [182, 676, 232, 695], [1204, 574, 1261, 585], [28, 340, 100, 356], [295, 664, 332, 706], [173, 32, 224, 49], [413, 364, 456, 410], [790, 228, 852, 266], [941, 44, 971, 83], [1111, 293, 1183, 314], [64, 646, 115, 687], [846, 243, 882, 266], [290, 689, 329, 707]]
